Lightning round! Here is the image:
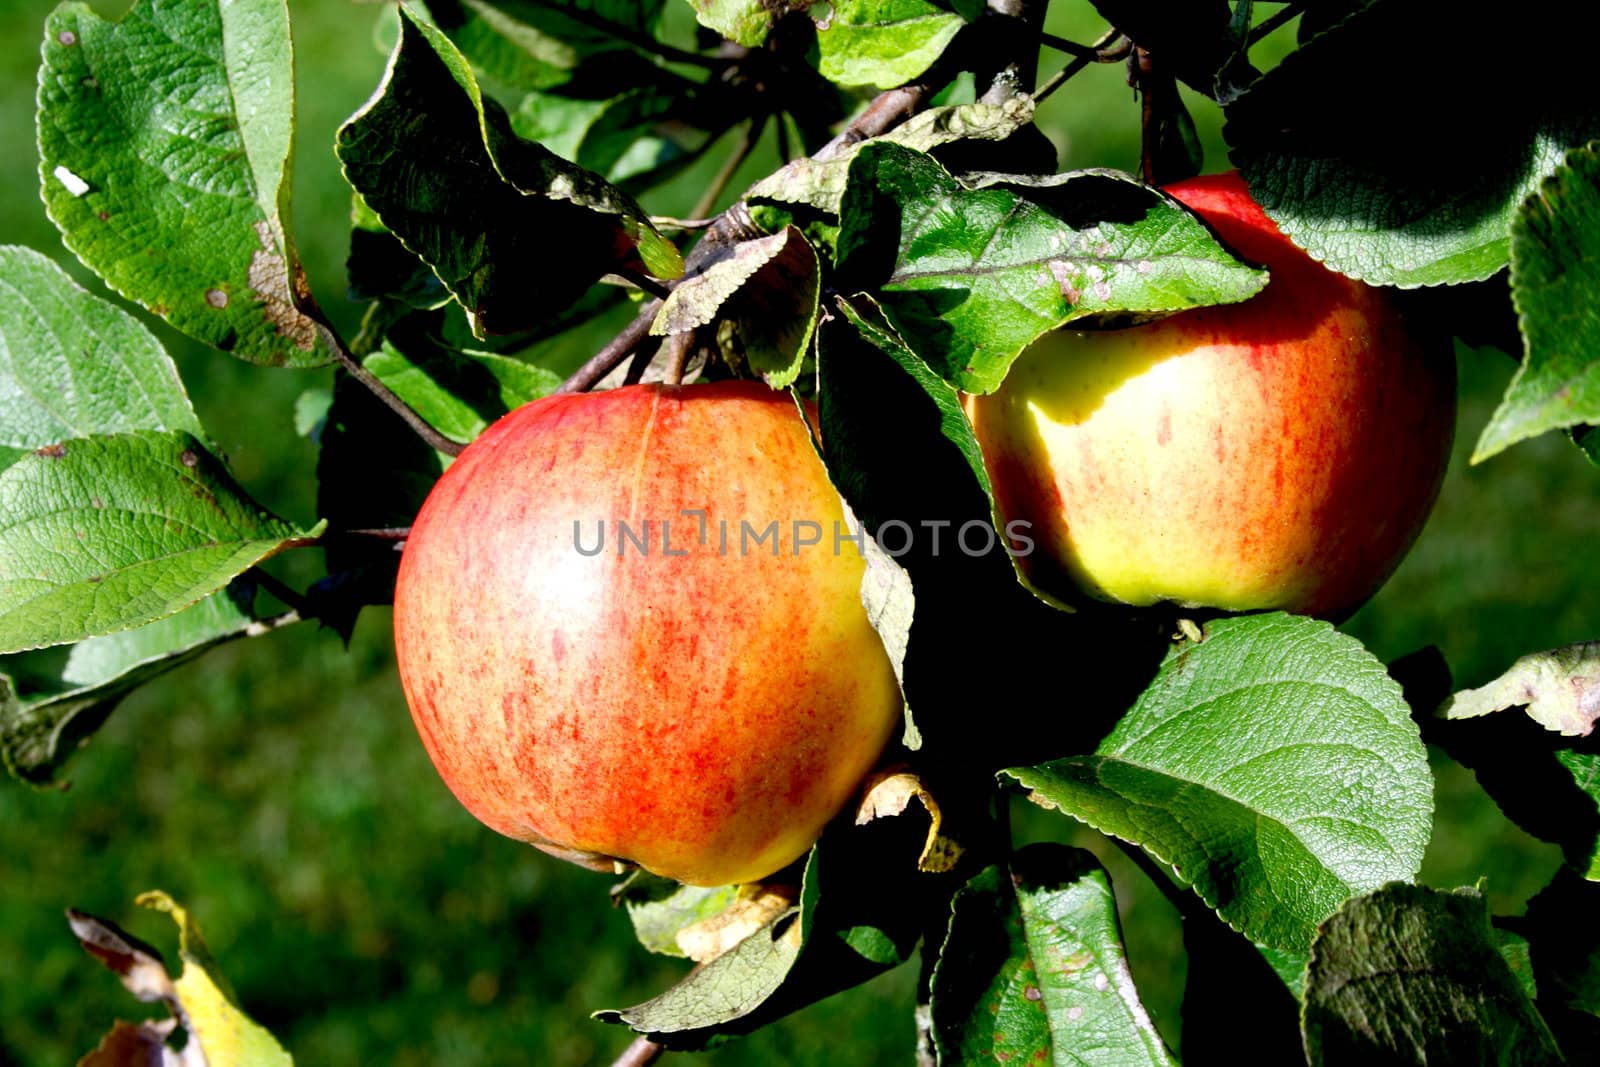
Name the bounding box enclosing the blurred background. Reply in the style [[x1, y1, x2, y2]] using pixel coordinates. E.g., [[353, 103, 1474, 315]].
[[0, 2, 1593, 1064]]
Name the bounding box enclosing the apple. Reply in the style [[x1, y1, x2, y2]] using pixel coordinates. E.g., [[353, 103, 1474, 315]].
[[965, 171, 1456, 620], [391, 381, 902, 887]]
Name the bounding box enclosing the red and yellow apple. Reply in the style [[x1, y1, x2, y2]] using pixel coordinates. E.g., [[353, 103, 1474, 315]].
[[965, 172, 1456, 620], [392, 381, 902, 887]]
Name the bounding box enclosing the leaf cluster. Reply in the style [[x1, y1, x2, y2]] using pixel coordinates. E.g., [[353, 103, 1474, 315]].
[[5, 0, 1600, 1063]]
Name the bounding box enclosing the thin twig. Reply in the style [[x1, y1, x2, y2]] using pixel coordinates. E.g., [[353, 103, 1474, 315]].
[[555, 300, 663, 394], [330, 336, 464, 456], [1247, 2, 1303, 47], [624, 336, 663, 385], [243, 609, 302, 638], [818, 84, 935, 159], [774, 109, 793, 164], [649, 216, 717, 231], [611, 1035, 666, 1067], [539, 1, 728, 71], [1034, 28, 1129, 103], [691, 114, 768, 222], [274, 526, 412, 554], [1039, 32, 1100, 59], [338, 526, 412, 541], [250, 567, 312, 617], [615, 267, 672, 300]]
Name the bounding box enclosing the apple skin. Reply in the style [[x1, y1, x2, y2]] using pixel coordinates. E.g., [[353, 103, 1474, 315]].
[[965, 171, 1456, 620], [392, 381, 902, 887]]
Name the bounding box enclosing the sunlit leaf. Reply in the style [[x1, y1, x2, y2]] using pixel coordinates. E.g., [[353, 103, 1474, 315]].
[[0, 431, 321, 653], [1007, 614, 1432, 951], [38, 0, 334, 366]]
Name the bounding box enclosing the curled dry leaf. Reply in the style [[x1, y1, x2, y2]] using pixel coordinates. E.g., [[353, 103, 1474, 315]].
[[67, 908, 176, 1004], [675, 884, 798, 963], [856, 767, 963, 872], [68, 891, 292, 1066], [79, 1018, 188, 1067], [1440, 641, 1600, 737]]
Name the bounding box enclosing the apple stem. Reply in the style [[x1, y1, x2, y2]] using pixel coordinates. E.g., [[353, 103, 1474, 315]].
[[661, 332, 694, 387], [611, 1036, 666, 1067], [1131, 45, 1205, 187], [557, 302, 664, 394]]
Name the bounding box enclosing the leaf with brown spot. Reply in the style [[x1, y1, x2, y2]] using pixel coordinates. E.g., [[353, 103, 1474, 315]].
[[38, 0, 334, 366]]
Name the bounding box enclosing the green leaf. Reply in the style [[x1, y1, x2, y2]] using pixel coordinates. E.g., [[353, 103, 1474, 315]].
[[1495, 923, 1540, 1002], [1302, 884, 1562, 1065], [513, 84, 685, 185], [431, 0, 668, 93], [821, 297, 994, 525], [595, 848, 818, 1037], [38, 0, 334, 367], [1005, 614, 1432, 951], [618, 876, 742, 958], [812, 297, 1163, 765], [314, 361, 447, 625], [1, 582, 273, 784], [686, 0, 804, 47], [745, 96, 1036, 215], [1474, 143, 1600, 461], [653, 226, 820, 387], [1440, 639, 1600, 738], [364, 338, 561, 445], [336, 10, 681, 337], [813, 0, 967, 91], [836, 144, 1267, 394], [1257, 943, 1309, 1001], [0, 246, 203, 471], [1225, 0, 1600, 287], [0, 430, 320, 654], [930, 844, 1177, 1066], [70, 890, 294, 1065], [857, 532, 916, 748], [598, 801, 935, 1047]]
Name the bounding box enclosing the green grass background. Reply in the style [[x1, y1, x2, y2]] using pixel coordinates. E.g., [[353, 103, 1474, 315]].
[[0, 2, 1593, 1064]]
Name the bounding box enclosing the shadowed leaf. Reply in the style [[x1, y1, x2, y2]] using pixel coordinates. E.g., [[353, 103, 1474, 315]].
[[1474, 143, 1600, 461], [1302, 884, 1561, 1065]]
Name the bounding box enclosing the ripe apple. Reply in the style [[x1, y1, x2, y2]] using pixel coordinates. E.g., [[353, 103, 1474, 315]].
[[965, 171, 1456, 620], [392, 381, 902, 887]]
